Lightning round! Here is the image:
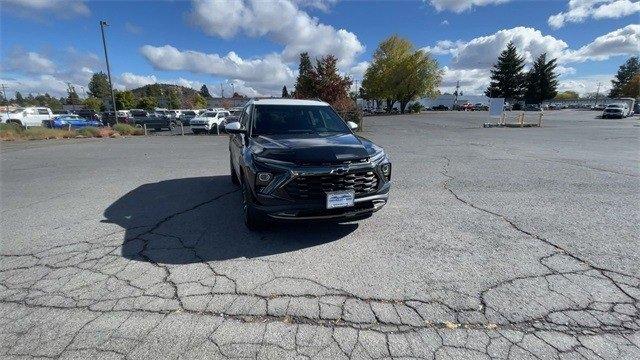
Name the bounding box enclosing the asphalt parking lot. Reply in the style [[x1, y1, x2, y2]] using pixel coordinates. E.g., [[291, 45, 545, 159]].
[[1, 110, 638, 359]]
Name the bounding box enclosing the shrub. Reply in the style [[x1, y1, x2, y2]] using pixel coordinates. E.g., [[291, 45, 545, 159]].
[[409, 103, 423, 113], [332, 97, 362, 130], [23, 127, 75, 140], [113, 123, 140, 136], [77, 127, 101, 138], [0, 122, 25, 140]]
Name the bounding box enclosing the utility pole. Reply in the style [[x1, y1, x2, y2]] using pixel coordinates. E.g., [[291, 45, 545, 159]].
[[100, 20, 118, 122], [453, 80, 460, 109], [594, 82, 602, 107], [220, 83, 224, 99], [67, 83, 77, 111]]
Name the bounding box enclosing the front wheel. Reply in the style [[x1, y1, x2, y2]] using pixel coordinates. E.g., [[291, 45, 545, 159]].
[[242, 180, 266, 231], [210, 124, 219, 135]]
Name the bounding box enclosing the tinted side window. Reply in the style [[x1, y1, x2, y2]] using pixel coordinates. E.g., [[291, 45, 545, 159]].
[[38, 109, 50, 115]]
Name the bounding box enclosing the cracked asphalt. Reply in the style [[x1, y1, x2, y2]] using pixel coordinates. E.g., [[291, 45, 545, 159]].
[[1, 110, 638, 359]]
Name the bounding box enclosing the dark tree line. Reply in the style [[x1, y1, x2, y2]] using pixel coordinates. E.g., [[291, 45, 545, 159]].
[[485, 42, 558, 104]]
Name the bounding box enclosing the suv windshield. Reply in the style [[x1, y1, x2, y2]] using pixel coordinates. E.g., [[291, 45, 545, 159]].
[[202, 112, 217, 117], [252, 105, 349, 136]]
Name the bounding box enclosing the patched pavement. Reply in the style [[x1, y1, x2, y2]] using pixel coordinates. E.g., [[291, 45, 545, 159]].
[[1, 110, 638, 359]]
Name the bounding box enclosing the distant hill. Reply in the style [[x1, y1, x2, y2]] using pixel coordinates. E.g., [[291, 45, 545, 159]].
[[130, 84, 200, 107]]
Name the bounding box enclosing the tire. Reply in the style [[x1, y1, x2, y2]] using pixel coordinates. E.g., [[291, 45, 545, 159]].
[[192, 129, 200, 135], [169, 121, 177, 131], [210, 124, 219, 135], [230, 157, 239, 186], [242, 178, 266, 231]]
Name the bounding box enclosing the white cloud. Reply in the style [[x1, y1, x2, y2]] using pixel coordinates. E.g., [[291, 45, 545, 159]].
[[4, 50, 56, 75], [428, 0, 510, 13], [441, 20, 450, 26], [440, 66, 491, 94], [563, 24, 640, 62], [422, 25, 637, 95], [140, 45, 296, 86], [449, 27, 569, 69], [1, 75, 76, 98], [423, 25, 638, 70], [187, 0, 364, 67], [558, 74, 613, 95], [549, 0, 640, 28], [118, 72, 204, 92], [348, 61, 370, 80], [293, 0, 338, 11], [422, 40, 464, 56], [3, 0, 90, 19]]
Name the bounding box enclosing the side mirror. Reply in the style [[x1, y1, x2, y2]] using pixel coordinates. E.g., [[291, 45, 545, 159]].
[[347, 121, 358, 130], [225, 121, 245, 134]]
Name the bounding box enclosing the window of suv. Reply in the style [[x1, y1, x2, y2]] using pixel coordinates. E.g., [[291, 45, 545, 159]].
[[37, 109, 50, 115], [252, 105, 349, 136]]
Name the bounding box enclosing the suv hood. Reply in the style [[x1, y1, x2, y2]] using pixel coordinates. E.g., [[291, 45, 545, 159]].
[[252, 133, 376, 165]]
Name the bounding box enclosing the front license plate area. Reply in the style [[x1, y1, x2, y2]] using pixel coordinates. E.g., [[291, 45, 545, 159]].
[[326, 190, 355, 209]]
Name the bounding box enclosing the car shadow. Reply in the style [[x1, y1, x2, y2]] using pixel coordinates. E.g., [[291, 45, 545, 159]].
[[103, 176, 358, 264]]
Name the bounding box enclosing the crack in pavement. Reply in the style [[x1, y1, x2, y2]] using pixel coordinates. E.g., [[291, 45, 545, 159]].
[[1, 160, 639, 358]]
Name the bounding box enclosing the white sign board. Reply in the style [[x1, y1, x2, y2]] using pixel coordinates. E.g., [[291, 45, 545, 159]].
[[489, 98, 505, 118]]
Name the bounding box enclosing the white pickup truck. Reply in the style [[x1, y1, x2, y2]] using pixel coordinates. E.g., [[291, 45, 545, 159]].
[[0, 107, 53, 127], [189, 110, 230, 134]]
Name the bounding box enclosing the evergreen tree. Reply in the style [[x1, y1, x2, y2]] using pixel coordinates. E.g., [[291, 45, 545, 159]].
[[66, 86, 80, 105], [115, 90, 136, 110], [524, 53, 558, 104], [199, 85, 211, 98], [88, 72, 111, 99], [168, 89, 181, 109], [15, 91, 25, 106], [609, 57, 640, 98], [485, 42, 526, 101], [293, 52, 318, 99], [281, 85, 289, 98]]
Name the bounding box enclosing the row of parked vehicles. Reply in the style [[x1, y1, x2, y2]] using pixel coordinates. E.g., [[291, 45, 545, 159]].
[[0, 106, 242, 134]]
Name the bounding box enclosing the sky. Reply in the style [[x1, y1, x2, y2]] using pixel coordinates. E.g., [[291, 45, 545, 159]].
[[1, 0, 638, 99]]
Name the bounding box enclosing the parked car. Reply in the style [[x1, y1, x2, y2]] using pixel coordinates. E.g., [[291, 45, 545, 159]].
[[178, 110, 198, 126], [73, 109, 102, 121], [219, 115, 239, 133], [226, 98, 391, 230], [473, 103, 489, 111], [0, 107, 53, 127], [190, 110, 230, 134], [50, 114, 102, 129], [130, 109, 175, 131], [524, 104, 541, 111], [432, 105, 449, 111], [102, 110, 133, 125], [601, 104, 626, 119]]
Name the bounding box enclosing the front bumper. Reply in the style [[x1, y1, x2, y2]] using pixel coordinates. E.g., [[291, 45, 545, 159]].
[[248, 157, 391, 221], [191, 123, 213, 130]]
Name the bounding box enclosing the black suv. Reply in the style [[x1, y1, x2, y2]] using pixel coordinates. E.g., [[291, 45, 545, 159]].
[[226, 99, 391, 230]]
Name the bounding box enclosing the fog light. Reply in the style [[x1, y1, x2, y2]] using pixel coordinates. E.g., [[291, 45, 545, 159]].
[[256, 172, 273, 186], [380, 163, 391, 179]]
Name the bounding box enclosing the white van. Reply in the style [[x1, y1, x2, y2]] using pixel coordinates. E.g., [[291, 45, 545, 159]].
[[0, 107, 53, 127]]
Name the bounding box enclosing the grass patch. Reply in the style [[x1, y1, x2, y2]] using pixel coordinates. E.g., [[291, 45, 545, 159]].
[[77, 127, 101, 137], [113, 123, 143, 136], [1, 122, 145, 141]]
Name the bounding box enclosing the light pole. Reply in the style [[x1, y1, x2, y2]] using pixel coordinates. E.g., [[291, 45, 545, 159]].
[[100, 20, 118, 121]]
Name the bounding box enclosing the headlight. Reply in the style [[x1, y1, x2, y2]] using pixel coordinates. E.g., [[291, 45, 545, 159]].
[[380, 163, 391, 180]]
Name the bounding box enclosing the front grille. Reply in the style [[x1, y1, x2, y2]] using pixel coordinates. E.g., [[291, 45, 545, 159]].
[[285, 170, 378, 200]]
